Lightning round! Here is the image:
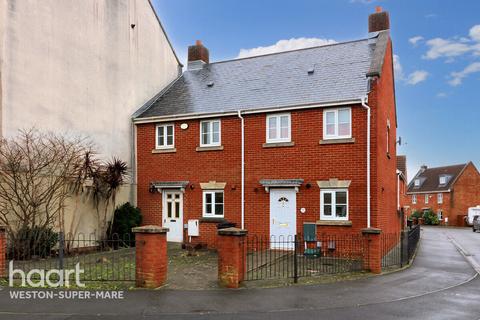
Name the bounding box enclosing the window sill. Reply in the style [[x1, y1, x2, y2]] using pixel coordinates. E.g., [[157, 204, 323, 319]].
[[196, 145, 224, 152], [262, 141, 295, 148], [319, 138, 355, 145], [200, 217, 226, 223], [316, 220, 352, 226], [152, 148, 176, 154]]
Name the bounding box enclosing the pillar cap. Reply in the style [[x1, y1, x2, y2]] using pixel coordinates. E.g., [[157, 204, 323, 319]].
[[132, 225, 169, 234], [362, 227, 382, 234], [218, 227, 247, 236]]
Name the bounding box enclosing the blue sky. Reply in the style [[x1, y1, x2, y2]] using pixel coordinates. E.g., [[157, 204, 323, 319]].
[[152, 0, 480, 181]]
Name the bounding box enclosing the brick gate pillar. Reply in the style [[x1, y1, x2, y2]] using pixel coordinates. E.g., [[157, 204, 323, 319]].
[[362, 228, 382, 274], [132, 225, 169, 288], [0, 226, 6, 278], [217, 227, 247, 288]]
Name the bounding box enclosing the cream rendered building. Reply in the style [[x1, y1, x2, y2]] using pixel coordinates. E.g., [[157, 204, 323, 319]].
[[0, 0, 181, 235]]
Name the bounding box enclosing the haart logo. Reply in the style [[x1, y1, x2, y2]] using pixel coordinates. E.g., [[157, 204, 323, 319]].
[[9, 261, 85, 288]]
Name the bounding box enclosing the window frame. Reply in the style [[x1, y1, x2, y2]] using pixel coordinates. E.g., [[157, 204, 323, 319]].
[[437, 193, 443, 204], [439, 176, 447, 185], [412, 194, 417, 204], [202, 190, 224, 218], [414, 179, 420, 187], [425, 194, 429, 204], [320, 189, 349, 221], [266, 113, 291, 143], [323, 107, 352, 140], [200, 119, 221, 147], [155, 124, 175, 149], [437, 210, 443, 221]]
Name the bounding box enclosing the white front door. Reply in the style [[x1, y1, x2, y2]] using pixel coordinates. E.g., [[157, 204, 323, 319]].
[[162, 191, 183, 242], [270, 189, 297, 248]]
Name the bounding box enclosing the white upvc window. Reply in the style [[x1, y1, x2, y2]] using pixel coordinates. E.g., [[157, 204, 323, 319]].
[[156, 124, 174, 149], [437, 193, 443, 204], [200, 120, 221, 147], [439, 176, 447, 185], [203, 190, 224, 217], [412, 195, 417, 204], [425, 194, 429, 204], [266, 113, 291, 143], [437, 210, 443, 220], [320, 189, 348, 221], [414, 179, 420, 187], [323, 108, 352, 140]]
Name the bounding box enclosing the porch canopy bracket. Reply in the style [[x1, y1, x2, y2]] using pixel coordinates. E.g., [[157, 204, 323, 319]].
[[149, 181, 189, 193], [259, 179, 304, 193]]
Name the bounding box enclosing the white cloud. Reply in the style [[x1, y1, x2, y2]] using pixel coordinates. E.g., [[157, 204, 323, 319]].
[[393, 55, 428, 85], [406, 70, 429, 85], [236, 37, 337, 59], [423, 38, 471, 60], [409, 36, 424, 46], [436, 92, 447, 98], [425, 13, 437, 19], [470, 25, 480, 42], [393, 54, 404, 80], [449, 62, 480, 86]]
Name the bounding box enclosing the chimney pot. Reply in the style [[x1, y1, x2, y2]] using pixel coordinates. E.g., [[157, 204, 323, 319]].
[[368, 9, 390, 33], [195, 40, 202, 46]]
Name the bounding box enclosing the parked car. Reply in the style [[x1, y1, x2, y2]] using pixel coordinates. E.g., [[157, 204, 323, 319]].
[[472, 215, 480, 232]]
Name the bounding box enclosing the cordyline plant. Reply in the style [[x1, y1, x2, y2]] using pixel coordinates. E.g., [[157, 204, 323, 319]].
[[0, 129, 129, 246], [0, 129, 91, 242]]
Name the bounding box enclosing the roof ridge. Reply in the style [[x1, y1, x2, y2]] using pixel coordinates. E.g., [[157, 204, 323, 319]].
[[209, 38, 370, 65], [422, 163, 468, 171]]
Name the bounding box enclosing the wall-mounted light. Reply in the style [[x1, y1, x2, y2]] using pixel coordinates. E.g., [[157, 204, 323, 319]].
[[180, 123, 189, 130], [149, 185, 156, 193], [190, 184, 195, 190]]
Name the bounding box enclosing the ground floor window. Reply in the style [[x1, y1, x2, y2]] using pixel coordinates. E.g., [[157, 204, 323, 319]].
[[320, 189, 348, 220], [203, 190, 224, 217], [437, 210, 443, 220]]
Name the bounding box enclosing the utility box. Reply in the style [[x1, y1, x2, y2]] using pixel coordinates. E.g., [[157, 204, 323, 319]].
[[188, 219, 199, 236]]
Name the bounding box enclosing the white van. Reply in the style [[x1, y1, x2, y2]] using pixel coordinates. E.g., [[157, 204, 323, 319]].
[[467, 206, 480, 225]]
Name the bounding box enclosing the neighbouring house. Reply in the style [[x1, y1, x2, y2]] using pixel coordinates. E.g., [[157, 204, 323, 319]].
[[397, 155, 408, 227], [134, 8, 401, 247], [404, 162, 480, 226], [0, 0, 181, 235]]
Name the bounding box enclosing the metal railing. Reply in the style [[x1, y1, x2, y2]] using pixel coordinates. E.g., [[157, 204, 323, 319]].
[[6, 232, 136, 283], [245, 234, 366, 282], [381, 225, 421, 270]]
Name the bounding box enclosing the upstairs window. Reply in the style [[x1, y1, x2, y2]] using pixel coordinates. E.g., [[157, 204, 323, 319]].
[[266, 113, 291, 143], [439, 176, 447, 185], [437, 193, 443, 204], [200, 120, 221, 147], [320, 189, 348, 221], [156, 124, 174, 149], [414, 179, 420, 187], [412, 195, 417, 204], [323, 108, 351, 140], [203, 190, 224, 218], [425, 194, 429, 204]]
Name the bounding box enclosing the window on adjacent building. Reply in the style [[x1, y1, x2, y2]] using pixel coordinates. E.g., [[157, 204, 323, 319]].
[[414, 179, 420, 187], [323, 108, 352, 140], [412, 195, 417, 204], [437, 210, 443, 221], [439, 176, 447, 185], [437, 193, 443, 204], [203, 190, 224, 217], [200, 120, 221, 147], [425, 194, 429, 204], [320, 189, 348, 220], [156, 124, 174, 149], [266, 113, 291, 143]]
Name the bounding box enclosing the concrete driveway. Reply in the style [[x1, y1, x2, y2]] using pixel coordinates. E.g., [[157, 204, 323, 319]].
[[0, 226, 479, 319]]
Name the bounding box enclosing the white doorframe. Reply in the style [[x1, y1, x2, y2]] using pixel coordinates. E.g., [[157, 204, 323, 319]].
[[162, 190, 183, 242]]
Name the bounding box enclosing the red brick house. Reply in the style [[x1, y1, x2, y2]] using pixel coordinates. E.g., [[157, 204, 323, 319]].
[[133, 8, 401, 247], [403, 162, 480, 226]]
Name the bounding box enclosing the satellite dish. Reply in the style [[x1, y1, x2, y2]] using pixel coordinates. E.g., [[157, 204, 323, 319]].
[[396, 136, 402, 146]]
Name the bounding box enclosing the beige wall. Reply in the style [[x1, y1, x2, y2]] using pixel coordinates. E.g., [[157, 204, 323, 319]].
[[0, 0, 180, 235]]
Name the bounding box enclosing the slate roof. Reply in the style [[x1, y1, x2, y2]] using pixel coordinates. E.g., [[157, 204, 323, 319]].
[[135, 31, 389, 120], [407, 163, 468, 193]]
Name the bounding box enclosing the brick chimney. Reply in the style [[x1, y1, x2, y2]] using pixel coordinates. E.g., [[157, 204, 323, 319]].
[[368, 6, 390, 33], [188, 40, 209, 70]]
